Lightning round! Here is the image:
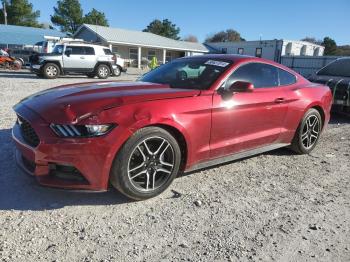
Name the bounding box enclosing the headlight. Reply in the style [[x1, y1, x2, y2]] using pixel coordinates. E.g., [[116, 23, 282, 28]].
[[50, 124, 115, 138]]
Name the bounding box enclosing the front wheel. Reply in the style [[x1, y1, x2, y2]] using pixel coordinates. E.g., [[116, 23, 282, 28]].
[[290, 108, 322, 154], [110, 127, 181, 200], [43, 63, 59, 79]]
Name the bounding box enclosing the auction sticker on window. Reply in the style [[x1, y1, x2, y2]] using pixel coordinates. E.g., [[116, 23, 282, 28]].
[[205, 60, 230, 67]]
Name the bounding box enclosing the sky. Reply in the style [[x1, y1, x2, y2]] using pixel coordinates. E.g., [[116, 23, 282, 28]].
[[30, 0, 350, 45]]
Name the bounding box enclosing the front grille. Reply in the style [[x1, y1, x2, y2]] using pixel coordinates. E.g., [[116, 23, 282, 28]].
[[49, 164, 89, 184], [18, 116, 40, 147]]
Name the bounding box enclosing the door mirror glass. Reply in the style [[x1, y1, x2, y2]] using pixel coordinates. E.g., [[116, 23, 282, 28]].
[[229, 81, 254, 92]]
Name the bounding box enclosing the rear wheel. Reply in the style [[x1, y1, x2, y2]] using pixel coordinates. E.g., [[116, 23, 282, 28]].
[[291, 108, 322, 154], [113, 66, 121, 76], [96, 64, 110, 79], [110, 127, 181, 200], [43, 63, 59, 79]]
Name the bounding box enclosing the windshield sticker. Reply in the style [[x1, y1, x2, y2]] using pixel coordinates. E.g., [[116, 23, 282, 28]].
[[205, 60, 230, 67]]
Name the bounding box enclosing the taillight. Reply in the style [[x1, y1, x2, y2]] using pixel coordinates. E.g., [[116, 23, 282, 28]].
[[44, 47, 48, 53], [112, 55, 116, 63]]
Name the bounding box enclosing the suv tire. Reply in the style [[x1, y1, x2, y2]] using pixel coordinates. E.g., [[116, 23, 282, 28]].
[[114, 66, 122, 77], [96, 64, 110, 79], [43, 63, 60, 79]]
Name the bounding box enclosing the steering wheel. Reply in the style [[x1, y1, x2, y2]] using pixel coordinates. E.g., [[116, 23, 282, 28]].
[[176, 70, 188, 81]]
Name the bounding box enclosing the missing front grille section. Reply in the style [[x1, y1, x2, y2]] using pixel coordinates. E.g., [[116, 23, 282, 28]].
[[49, 164, 89, 184], [17, 116, 40, 147]]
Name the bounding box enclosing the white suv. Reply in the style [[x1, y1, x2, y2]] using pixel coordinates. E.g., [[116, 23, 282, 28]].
[[30, 43, 126, 79]]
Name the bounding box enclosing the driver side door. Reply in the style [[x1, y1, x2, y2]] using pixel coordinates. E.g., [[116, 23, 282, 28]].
[[210, 62, 288, 158]]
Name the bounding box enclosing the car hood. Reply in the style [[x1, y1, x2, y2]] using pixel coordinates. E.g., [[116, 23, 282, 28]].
[[308, 74, 350, 85], [15, 81, 200, 123], [38, 53, 61, 57]]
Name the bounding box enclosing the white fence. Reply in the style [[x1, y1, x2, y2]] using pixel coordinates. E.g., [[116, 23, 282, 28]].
[[280, 56, 343, 77]]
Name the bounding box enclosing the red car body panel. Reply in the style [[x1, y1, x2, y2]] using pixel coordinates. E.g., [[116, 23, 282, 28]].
[[12, 55, 333, 191]]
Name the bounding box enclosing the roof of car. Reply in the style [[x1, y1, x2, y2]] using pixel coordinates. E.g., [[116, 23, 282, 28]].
[[61, 43, 109, 48]]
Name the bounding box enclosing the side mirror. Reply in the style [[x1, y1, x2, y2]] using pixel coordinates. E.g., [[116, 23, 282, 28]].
[[65, 50, 71, 57], [218, 81, 254, 100], [229, 81, 254, 92]]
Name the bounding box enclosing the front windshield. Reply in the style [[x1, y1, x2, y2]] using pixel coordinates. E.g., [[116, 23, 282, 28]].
[[140, 57, 233, 90], [317, 59, 350, 77], [52, 45, 64, 55]]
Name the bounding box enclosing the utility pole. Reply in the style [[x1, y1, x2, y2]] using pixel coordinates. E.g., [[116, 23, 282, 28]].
[[2, 0, 7, 25]]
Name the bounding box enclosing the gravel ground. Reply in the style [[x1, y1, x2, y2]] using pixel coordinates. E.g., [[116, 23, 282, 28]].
[[0, 70, 349, 262]]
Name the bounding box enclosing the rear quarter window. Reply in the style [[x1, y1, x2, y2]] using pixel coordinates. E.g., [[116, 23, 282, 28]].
[[278, 68, 296, 86], [84, 47, 95, 55], [103, 48, 113, 55]]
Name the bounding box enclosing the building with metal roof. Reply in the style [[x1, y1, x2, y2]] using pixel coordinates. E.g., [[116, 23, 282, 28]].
[[74, 24, 209, 68], [0, 24, 66, 50]]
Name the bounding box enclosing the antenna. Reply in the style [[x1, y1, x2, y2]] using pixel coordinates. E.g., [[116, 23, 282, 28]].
[[2, 0, 7, 25]]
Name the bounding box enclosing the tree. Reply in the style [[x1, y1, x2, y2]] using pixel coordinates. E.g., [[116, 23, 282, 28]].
[[83, 8, 108, 26], [51, 0, 109, 33], [143, 19, 180, 40], [335, 45, 350, 56], [0, 0, 41, 27], [51, 0, 83, 33], [205, 29, 244, 43], [183, 35, 198, 43], [322, 37, 337, 55], [301, 37, 322, 45]]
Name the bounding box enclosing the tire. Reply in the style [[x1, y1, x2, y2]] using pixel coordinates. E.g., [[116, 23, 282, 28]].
[[110, 127, 182, 200], [290, 108, 322, 154], [43, 63, 59, 79], [86, 73, 95, 78], [96, 64, 110, 79], [113, 65, 121, 77]]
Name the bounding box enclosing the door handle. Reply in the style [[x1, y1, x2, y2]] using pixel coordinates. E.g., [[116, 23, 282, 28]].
[[274, 98, 285, 103], [80, 56, 85, 59]]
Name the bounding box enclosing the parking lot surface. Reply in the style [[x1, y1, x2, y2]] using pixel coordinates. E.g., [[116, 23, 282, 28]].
[[0, 70, 349, 262]]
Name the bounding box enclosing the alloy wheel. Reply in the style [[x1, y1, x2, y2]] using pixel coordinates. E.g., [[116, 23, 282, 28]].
[[301, 114, 320, 149], [127, 136, 175, 192]]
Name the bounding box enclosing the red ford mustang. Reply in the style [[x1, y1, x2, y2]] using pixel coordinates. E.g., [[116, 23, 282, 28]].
[[13, 55, 332, 200]]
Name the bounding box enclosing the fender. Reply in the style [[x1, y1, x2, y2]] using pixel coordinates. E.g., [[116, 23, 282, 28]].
[[126, 115, 194, 168]]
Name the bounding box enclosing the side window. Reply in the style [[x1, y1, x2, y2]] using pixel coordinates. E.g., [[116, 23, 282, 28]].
[[103, 48, 112, 55], [225, 63, 279, 89], [84, 47, 95, 55], [278, 68, 296, 86], [67, 46, 85, 55]]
